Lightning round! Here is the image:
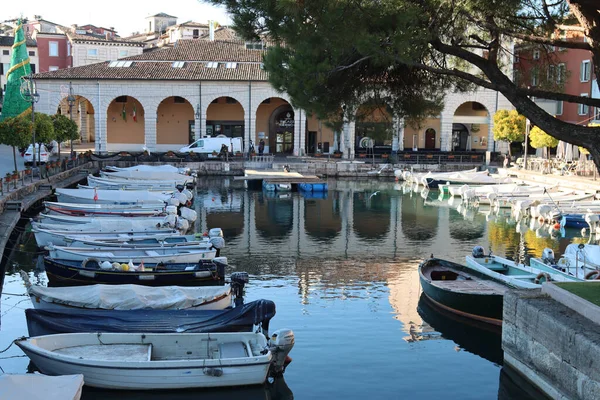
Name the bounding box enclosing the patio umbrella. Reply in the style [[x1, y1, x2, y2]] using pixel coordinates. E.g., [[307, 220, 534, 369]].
[[565, 142, 574, 162], [556, 140, 566, 159]]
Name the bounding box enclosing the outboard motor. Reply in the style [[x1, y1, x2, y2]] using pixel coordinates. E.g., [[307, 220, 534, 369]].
[[209, 235, 225, 257], [209, 228, 224, 238], [542, 248, 555, 265], [179, 207, 198, 223], [230, 271, 249, 306], [185, 182, 195, 190], [165, 205, 178, 215], [175, 184, 185, 193], [268, 329, 295, 377], [472, 246, 485, 258]]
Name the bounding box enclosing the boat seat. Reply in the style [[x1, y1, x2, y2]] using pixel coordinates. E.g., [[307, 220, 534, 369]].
[[218, 342, 248, 359], [145, 250, 161, 257]]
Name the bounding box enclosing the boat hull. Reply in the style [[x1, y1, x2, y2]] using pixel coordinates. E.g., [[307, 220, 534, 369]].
[[419, 258, 505, 325], [47, 246, 216, 264], [43, 257, 225, 287]]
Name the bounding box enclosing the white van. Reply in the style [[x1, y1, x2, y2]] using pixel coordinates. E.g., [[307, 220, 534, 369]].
[[179, 136, 243, 157]]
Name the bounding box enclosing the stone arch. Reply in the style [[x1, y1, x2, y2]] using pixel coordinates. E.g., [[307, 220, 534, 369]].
[[354, 100, 393, 154], [254, 97, 293, 154], [156, 96, 195, 149], [106, 95, 145, 151], [451, 100, 491, 151], [56, 95, 96, 143], [269, 104, 294, 154], [204, 95, 245, 138]]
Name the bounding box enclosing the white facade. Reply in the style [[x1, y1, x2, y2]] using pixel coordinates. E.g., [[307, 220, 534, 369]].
[[71, 42, 143, 67]]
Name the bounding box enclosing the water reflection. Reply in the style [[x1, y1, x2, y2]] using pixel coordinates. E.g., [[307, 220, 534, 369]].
[[304, 194, 342, 243], [402, 194, 438, 242], [353, 191, 391, 240], [497, 367, 551, 400], [82, 377, 293, 400]]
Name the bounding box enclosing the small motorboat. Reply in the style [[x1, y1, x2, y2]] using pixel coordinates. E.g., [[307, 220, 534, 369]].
[[25, 298, 275, 337], [0, 373, 84, 400], [43, 257, 227, 287], [419, 257, 509, 326], [33, 227, 182, 247], [465, 246, 575, 289], [530, 245, 600, 280], [15, 330, 295, 390]]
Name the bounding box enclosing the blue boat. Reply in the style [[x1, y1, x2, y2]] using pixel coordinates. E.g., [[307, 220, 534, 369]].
[[299, 190, 328, 200], [262, 181, 292, 192], [560, 213, 588, 229]]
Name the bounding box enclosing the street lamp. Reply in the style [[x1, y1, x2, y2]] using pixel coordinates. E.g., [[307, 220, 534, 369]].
[[67, 81, 76, 157], [524, 118, 531, 170], [20, 74, 40, 169]]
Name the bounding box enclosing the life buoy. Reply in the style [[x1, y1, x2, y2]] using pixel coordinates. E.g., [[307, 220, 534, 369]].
[[584, 270, 600, 280], [534, 272, 552, 284], [81, 257, 101, 269]]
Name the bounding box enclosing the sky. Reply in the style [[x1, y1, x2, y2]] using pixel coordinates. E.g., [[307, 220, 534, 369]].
[[1, 0, 232, 37]]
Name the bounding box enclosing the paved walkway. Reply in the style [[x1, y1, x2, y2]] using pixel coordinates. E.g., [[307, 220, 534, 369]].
[[502, 167, 600, 193]]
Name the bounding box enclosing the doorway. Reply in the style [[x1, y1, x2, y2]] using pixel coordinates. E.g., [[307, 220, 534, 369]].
[[269, 106, 295, 154], [452, 124, 469, 151], [425, 128, 436, 149], [308, 131, 317, 154]]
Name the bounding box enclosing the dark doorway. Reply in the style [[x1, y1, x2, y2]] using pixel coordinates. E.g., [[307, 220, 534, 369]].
[[269, 106, 294, 154], [425, 128, 436, 149], [308, 131, 317, 154], [188, 121, 195, 144], [452, 123, 469, 151]]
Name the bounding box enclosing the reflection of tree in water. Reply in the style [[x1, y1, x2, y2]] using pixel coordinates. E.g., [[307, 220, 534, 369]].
[[255, 193, 293, 238], [353, 192, 390, 240], [448, 208, 485, 241], [401, 195, 438, 241], [304, 195, 342, 243], [487, 219, 521, 259]]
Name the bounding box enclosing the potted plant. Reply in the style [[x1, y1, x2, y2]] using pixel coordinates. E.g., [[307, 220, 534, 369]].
[[25, 167, 31, 176], [382, 153, 389, 159], [166, 150, 176, 157], [333, 151, 342, 158], [212, 150, 218, 157], [12, 171, 18, 180], [5, 172, 11, 183], [235, 151, 242, 157]]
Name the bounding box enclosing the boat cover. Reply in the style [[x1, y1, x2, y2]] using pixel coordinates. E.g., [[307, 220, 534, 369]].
[[25, 299, 276, 336], [28, 284, 231, 310], [563, 244, 600, 266], [0, 374, 84, 400]]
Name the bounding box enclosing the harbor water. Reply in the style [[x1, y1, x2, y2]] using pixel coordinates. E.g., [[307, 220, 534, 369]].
[[0, 176, 577, 399]]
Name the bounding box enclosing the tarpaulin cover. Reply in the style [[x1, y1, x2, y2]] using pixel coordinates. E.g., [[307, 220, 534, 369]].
[[26, 299, 275, 336], [0, 374, 84, 400], [564, 243, 600, 266], [29, 284, 231, 310]]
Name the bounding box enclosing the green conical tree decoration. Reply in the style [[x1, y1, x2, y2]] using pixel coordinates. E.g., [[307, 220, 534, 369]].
[[0, 20, 33, 121]]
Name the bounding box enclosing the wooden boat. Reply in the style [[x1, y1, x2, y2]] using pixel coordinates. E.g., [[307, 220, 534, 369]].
[[100, 170, 194, 184], [0, 373, 84, 400], [43, 257, 226, 287], [465, 246, 575, 289], [44, 201, 169, 217], [15, 330, 295, 389], [25, 298, 274, 337], [32, 216, 189, 234], [38, 213, 178, 225], [419, 257, 509, 325], [33, 227, 183, 247], [46, 244, 216, 264], [63, 235, 213, 249], [87, 174, 185, 190], [105, 165, 191, 175]]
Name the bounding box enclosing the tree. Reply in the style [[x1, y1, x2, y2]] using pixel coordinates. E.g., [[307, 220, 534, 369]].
[[0, 117, 32, 172], [33, 112, 55, 163], [52, 114, 78, 161], [205, 0, 600, 169], [529, 126, 559, 158], [492, 110, 525, 158]]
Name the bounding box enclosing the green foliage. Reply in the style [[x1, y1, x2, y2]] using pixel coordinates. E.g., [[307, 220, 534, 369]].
[[493, 110, 525, 144], [52, 114, 78, 143], [529, 126, 558, 149], [0, 116, 33, 172], [33, 112, 55, 144]]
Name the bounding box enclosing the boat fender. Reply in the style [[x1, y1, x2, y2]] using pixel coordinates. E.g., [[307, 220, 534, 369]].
[[100, 261, 113, 270], [81, 257, 101, 269], [584, 270, 600, 280], [534, 272, 552, 284], [203, 368, 223, 377]]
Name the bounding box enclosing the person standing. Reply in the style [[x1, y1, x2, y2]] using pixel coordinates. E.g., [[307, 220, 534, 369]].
[[258, 139, 265, 155]]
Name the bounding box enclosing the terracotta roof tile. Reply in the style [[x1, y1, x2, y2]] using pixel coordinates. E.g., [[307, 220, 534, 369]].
[[123, 39, 264, 62], [68, 31, 145, 46]]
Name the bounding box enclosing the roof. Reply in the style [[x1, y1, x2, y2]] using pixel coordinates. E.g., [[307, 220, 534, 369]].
[[149, 12, 177, 18], [170, 21, 209, 29], [0, 35, 37, 47], [68, 31, 145, 46], [33, 39, 268, 82]]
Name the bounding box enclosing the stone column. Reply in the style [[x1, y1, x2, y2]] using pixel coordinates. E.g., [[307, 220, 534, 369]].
[[95, 97, 106, 154], [439, 113, 453, 151], [342, 119, 356, 159], [145, 117, 157, 152], [293, 107, 306, 156], [392, 116, 404, 153], [245, 108, 253, 154], [200, 111, 207, 139], [79, 101, 88, 142]]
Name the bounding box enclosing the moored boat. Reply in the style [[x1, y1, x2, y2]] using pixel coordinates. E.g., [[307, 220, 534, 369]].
[[33, 227, 183, 247], [0, 373, 84, 400], [15, 330, 295, 390], [44, 201, 169, 217], [43, 257, 226, 287], [530, 244, 600, 280], [419, 257, 508, 326]]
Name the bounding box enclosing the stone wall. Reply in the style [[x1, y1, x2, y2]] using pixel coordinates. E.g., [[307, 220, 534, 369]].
[[503, 289, 600, 400]]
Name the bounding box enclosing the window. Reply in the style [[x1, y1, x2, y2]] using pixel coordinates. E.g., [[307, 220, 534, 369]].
[[245, 42, 265, 50], [49, 41, 58, 57], [512, 70, 520, 85], [581, 60, 591, 82], [49, 66, 59, 71], [172, 61, 185, 68], [531, 68, 539, 87], [206, 62, 218, 68], [2, 50, 9, 55], [88, 49, 98, 57], [225, 62, 237, 69], [2, 63, 9, 75], [119, 50, 128, 58], [67, 43, 71, 56], [557, 63, 565, 84], [108, 60, 133, 67], [0, 63, 3, 75], [559, 30, 567, 51], [556, 101, 563, 116], [30, 64, 36, 73], [514, 53, 519, 63], [532, 49, 540, 60], [547, 65, 555, 82], [594, 107, 600, 121], [28, 50, 35, 56], [578, 93, 589, 115], [193, 29, 199, 38]]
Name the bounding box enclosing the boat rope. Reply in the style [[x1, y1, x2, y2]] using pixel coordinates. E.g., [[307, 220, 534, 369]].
[[1, 298, 31, 317], [543, 188, 563, 215], [0, 292, 28, 296]]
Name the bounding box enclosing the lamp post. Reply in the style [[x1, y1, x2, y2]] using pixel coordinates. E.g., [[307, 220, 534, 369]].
[[20, 74, 40, 170], [67, 81, 76, 157], [523, 118, 531, 170], [195, 104, 201, 141]]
